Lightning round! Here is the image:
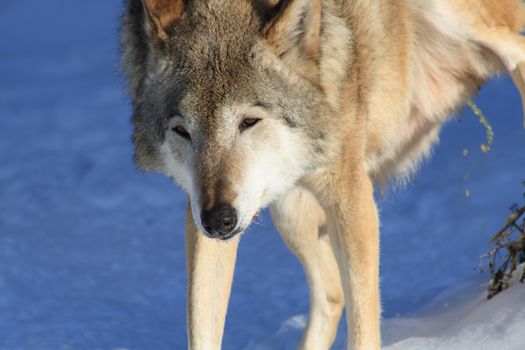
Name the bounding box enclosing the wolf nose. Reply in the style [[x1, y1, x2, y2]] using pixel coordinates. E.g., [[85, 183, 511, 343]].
[[201, 205, 238, 238]]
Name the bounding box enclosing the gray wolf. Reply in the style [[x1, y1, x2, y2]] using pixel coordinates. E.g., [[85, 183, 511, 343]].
[[120, 0, 525, 348]]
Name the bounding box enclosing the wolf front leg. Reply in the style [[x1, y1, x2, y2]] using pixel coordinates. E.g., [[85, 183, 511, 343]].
[[308, 164, 381, 350], [185, 204, 238, 350], [330, 171, 380, 349]]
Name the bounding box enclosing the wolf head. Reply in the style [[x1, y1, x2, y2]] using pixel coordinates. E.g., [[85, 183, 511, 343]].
[[122, 0, 344, 239]]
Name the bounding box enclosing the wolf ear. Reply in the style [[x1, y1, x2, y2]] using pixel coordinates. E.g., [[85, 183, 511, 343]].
[[261, 0, 322, 69], [143, 0, 184, 43]]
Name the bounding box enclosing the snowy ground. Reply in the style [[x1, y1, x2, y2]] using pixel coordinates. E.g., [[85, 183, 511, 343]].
[[382, 270, 525, 350], [0, 1, 524, 349], [250, 267, 525, 350]]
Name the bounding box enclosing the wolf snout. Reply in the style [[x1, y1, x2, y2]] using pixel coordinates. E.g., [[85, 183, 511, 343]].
[[201, 205, 238, 239]]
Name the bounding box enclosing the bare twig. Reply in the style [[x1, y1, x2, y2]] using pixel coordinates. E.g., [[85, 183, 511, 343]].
[[481, 182, 525, 299], [490, 206, 525, 244]]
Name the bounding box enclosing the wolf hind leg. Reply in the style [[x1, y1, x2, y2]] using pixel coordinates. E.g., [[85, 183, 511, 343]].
[[460, 2, 525, 125], [474, 28, 525, 125], [304, 163, 381, 350], [270, 186, 344, 350]]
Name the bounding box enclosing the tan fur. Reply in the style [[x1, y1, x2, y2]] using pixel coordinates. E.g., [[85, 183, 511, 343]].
[[122, 0, 525, 349], [190, 0, 525, 348], [270, 187, 344, 350], [198, 150, 242, 211], [185, 206, 239, 350], [300, 2, 525, 348]]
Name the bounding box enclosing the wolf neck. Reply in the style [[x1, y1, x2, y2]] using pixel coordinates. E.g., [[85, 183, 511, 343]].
[[317, 3, 355, 112]]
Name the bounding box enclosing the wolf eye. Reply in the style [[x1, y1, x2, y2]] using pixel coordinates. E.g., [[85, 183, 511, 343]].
[[239, 117, 261, 132], [172, 125, 191, 141]]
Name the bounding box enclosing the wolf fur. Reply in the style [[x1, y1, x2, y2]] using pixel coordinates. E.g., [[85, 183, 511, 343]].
[[121, 0, 525, 349]]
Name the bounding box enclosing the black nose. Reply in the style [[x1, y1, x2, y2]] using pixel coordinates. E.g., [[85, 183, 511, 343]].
[[201, 205, 238, 238]]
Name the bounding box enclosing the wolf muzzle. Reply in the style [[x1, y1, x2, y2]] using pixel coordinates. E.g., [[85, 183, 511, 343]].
[[201, 205, 238, 240]]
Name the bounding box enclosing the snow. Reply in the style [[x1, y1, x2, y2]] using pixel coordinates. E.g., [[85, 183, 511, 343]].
[[250, 268, 525, 350], [382, 275, 525, 350], [0, 1, 524, 349]]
